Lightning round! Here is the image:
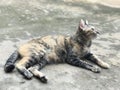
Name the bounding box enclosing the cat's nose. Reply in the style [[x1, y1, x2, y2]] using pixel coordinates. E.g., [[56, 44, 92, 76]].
[[96, 31, 100, 34]]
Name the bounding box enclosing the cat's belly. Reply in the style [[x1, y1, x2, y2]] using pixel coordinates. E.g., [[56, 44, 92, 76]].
[[41, 35, 66, 63], [18, 35, 65, 63], [45, 51, 62, 63]]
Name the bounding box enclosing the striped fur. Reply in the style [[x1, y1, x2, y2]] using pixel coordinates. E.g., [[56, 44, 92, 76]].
[[4, 19, 110, 83]]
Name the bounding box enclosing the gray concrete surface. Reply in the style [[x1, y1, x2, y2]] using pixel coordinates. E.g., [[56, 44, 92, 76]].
[[0, 0, 120, 90]]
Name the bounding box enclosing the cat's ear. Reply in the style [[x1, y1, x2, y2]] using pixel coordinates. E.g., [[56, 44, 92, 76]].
[[79, 19, 85, 30], [85, 20, 88, 25]]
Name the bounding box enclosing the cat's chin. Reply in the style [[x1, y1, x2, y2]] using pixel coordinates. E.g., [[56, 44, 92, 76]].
[[87, 33, 97, 40]]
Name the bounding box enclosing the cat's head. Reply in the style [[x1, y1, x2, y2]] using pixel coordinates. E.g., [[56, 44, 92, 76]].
[[78, 19, 99, 40]]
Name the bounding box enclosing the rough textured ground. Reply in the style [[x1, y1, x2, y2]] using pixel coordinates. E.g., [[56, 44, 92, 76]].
[[0, 0, 120, 90]]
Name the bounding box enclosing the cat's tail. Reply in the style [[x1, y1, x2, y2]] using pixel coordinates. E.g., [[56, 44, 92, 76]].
[[4, 50, 20, 73]]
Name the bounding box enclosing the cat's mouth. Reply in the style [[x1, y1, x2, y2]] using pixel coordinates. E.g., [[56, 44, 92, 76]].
[[90, 32, 98, 39]]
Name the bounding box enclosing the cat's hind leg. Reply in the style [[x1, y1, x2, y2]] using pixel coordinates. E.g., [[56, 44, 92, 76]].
[[16, 57, 34, 79], [28, 60, 48, 83]]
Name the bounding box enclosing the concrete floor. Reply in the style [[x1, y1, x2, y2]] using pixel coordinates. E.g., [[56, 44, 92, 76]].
[[0, 0, 120, 90]]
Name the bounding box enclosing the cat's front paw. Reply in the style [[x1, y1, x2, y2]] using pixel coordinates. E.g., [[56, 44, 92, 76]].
[[100, 62, 110, 69], [91, 66, 101, 73]]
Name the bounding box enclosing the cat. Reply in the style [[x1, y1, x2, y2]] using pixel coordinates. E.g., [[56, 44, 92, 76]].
[[4, 19, 110, 83]]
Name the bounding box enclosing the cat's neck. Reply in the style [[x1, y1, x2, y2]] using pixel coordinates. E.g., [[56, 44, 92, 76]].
[[71, 31, 92, 47]]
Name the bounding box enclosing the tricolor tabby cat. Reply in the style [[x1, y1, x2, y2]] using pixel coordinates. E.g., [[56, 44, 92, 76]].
[[4, 19, 110, 83]]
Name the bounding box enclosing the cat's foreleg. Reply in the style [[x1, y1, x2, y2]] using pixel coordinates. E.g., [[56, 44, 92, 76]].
[[65, 57, 101, 73], [84, 53, 110, 69]]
